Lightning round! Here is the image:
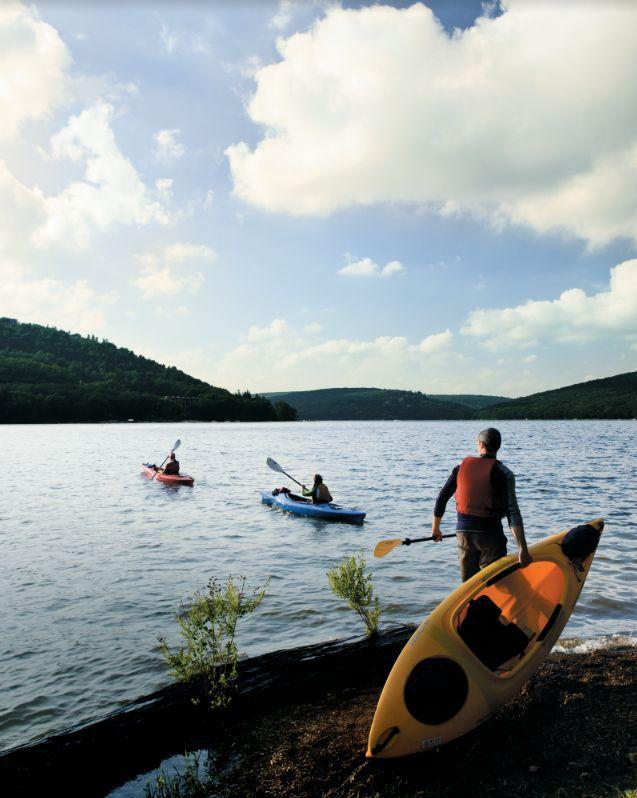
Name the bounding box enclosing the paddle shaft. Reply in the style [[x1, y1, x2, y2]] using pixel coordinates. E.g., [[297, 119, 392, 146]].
[[280, 468, 303, 488], [403, 533, 456, 545]]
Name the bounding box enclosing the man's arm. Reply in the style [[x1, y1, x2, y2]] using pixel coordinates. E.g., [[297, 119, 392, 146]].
[[511, 525, 531, 566], [497, 464, 531, 566], [432, 467, 459, 541]]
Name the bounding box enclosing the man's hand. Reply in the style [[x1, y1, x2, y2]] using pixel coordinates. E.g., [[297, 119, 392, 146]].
[[432, 516, 443, 542], [518, 546, 532, 567], [301, 484, 306, 490]]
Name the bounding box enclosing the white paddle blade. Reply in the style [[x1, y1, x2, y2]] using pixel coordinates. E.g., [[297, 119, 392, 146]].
[[266, 457, 284, 473]]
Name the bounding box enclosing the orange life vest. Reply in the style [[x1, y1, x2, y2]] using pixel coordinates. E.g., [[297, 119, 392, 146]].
[[455, 456, 498, 517]]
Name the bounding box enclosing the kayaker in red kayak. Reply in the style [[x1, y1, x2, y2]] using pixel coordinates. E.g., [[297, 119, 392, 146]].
[[151, 452, 180, 476], [162, 452, 180, 475], [301, 474, 333, 505]]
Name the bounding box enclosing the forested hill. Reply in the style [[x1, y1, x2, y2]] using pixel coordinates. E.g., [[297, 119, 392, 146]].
[[476, 371, 637, 419], [429, 394, 511, 410], [262, 387, 473, 420], [0, 317, 296, 423]]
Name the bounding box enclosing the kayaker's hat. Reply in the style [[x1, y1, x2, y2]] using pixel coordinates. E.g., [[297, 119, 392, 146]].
[[478, 427, 501, 452]]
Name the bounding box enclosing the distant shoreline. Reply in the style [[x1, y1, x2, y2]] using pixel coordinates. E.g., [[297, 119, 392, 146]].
[[1, 417, 635, 425]]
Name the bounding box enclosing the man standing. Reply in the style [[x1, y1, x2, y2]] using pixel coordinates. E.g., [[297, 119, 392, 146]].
[[432, 427, 531, 581]]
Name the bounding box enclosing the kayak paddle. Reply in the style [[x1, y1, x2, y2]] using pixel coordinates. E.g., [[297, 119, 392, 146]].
[[374, 533, 456, 558], [152, 439, 181, 480], [266, 457, 303, 487]]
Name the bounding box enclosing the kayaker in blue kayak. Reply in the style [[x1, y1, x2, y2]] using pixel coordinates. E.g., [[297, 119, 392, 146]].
[[301, 474, 333, 505], [431, 427, 531, 581]]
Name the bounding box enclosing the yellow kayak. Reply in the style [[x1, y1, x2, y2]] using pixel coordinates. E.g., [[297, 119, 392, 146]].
[[367, 518, 604, 759]]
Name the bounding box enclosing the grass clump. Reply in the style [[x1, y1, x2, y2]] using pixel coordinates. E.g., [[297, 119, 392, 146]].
[[327, 553, 381, 636], [159, 575, 267, 711], [143, 753, 207, 798]]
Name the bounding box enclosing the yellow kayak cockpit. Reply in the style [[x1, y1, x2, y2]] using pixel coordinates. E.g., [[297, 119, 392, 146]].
[[456, 560, 565, 675]]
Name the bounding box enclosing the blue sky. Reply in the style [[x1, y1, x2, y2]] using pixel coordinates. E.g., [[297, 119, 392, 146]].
[[1, 0, 636, 396]]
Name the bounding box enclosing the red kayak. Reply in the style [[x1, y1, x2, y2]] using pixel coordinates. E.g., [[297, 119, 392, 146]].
[[141, 463, 194, 486]]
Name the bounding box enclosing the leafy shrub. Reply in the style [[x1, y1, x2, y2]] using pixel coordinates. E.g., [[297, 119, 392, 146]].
[[159, 576, 267, 711], [327, 554, 381, 636]]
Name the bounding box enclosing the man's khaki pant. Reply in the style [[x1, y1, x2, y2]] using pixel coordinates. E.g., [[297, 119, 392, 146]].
[[456, 531, 507, 582]]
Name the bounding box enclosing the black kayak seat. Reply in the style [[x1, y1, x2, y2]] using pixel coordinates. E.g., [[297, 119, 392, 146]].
[[457, 595, 530, 671]]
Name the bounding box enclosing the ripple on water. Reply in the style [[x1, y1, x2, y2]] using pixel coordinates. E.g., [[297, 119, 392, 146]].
[[0, 419, 635, 751]]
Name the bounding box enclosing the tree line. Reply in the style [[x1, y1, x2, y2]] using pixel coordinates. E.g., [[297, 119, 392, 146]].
[[0, 318, 297, 423]]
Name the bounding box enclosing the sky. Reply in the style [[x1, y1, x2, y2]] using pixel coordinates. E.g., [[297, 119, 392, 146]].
[[1, 0, 637, 397]]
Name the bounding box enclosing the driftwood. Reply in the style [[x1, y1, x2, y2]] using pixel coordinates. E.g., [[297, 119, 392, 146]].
[[0, 624, 415, 797]]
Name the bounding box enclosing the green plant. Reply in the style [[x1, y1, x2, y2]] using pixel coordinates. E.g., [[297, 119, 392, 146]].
[[159, 576, 267, 710], [143, 752, 207, 798], [327, 553, 381, 636]]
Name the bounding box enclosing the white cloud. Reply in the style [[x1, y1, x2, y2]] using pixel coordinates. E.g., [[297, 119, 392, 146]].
[[270, 0, 296, 31], [207, 319, 458, 392], [416, 329, 453, 354], [0, 278, 116, 333], [462, 260, 637, 348], [203, 189, 214, 210], [159, 22, 180, 53], [521, 354, 537, 364], [227, 1, 637, 246], [0, 2, 72, 140], [282, 335, 409, 367], [0, 160, 46, 281], [382, 260, 404, 277], [154, 128, 186, 163], [247, 318, 289, 341], [155, 178, 173, 202], [338, 257, 405, 278], [34, 101, 170, 250], [159, 20, 212, 55], [132, 242, 215, 299]]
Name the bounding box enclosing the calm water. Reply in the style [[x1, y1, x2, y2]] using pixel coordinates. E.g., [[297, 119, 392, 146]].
[[0, 420, 635, 752]]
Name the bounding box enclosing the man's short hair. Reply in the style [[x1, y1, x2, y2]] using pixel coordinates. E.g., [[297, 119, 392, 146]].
[[478, 427, 502, 452]]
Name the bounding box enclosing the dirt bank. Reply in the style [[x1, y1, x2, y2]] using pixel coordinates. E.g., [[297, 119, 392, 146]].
[[2, 628, 634, 798], [207, 647, 636, 798]]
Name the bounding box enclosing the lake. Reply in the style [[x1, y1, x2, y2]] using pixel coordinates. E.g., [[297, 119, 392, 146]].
[[1, 420, 635, 752]]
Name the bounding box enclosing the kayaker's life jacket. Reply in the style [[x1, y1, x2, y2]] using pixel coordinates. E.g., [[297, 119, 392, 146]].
[[455, 456, 499, 518], [164, 459, 179, 475], [314, 483, 332, 504]]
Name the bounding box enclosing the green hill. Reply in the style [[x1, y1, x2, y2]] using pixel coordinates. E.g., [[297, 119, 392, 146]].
[[429, 394, 511, 410], [476, 372, 637, 419], [262, 387, 473, 420], [0, 317, 296, 423]]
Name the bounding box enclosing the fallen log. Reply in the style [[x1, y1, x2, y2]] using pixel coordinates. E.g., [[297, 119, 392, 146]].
[[0, 624, 415, 797]]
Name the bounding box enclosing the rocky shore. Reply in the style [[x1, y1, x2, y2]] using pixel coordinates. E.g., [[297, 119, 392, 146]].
[[1, 627, 634, 798]]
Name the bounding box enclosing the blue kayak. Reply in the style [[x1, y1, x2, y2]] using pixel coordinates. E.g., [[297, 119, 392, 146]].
[[261, 490, 366, 523]]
